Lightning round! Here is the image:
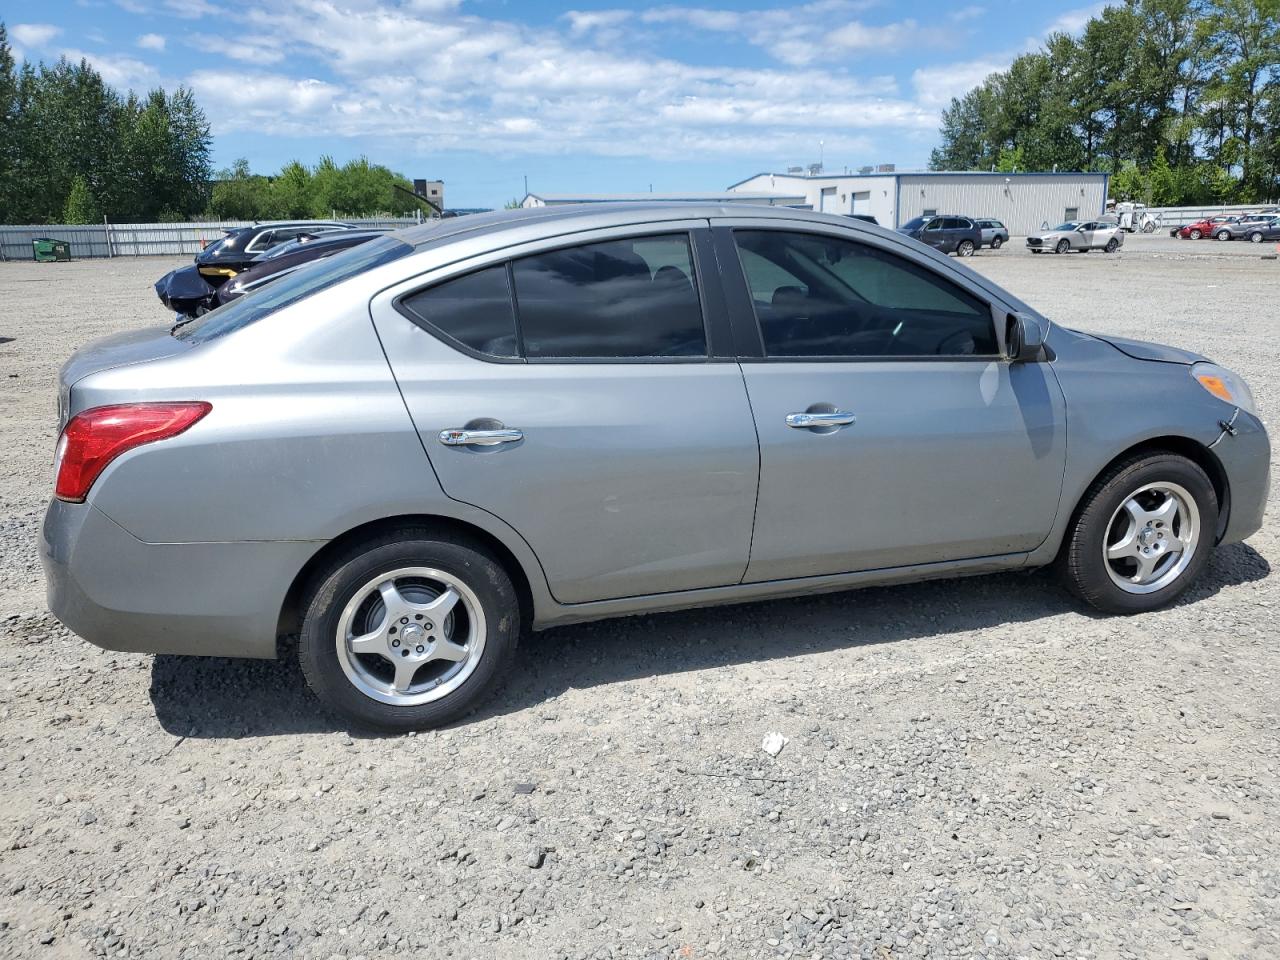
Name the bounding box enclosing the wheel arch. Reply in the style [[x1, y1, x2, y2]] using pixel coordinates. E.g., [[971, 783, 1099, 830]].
[[276, 514, 538, 655], [1061, 435, 1230, 557]]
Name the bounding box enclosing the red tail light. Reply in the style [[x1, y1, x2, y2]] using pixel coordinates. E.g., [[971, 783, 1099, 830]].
[[54, 402, 212, 503]]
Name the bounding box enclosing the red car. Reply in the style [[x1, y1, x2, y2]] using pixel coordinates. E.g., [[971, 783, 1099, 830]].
[[1177, 216, 1240, 239]]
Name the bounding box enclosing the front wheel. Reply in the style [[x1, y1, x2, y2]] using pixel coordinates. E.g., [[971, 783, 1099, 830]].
[[1189, 229, 1202, 239], [298, 530, 520, 732], [1058, 453, 1218, 614], [956, 239, 975, 257], [1055, 239, 1070, 254], [1216, 230, 1231, 241]]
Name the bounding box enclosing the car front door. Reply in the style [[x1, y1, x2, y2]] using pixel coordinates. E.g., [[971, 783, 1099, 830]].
[[370, 223, 760, 604], [714, 223, 1067, 581]]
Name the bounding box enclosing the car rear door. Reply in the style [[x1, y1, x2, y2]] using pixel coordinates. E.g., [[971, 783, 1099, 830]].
[[712, 220, 1066, 581], [369, 222, 760, 604]]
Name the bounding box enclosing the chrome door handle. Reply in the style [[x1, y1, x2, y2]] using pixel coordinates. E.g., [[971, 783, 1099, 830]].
[[439, 427, 523, 447], [785, 411, 856, 429]]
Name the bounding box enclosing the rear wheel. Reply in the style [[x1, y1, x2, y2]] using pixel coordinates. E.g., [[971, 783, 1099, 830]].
[[1105, 238, 1119, 253], [991, 236, 1004, 249], [1249, 232, 1263, 243], [956, 239, 975, 257], [1055, 239, 1070, 254], [298, 530, 520, 732], [1058, 453, 1217, 614]]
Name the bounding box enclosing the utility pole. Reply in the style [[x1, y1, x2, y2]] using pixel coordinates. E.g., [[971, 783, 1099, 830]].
[[523, 174, 528, 197]]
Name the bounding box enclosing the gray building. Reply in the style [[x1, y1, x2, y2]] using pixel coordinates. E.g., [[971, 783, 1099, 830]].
[[727, 171, 1111, 235]]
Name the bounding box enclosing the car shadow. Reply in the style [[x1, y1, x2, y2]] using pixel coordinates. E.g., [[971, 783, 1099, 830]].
[[150, 541, 1270, 740]]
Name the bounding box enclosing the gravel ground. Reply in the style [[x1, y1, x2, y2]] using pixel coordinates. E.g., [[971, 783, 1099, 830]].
[[1, 233, 1277, 960]]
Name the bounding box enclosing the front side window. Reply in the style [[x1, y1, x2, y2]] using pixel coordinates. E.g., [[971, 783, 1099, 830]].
[[511, 234, 706, 359], [733, 230, 998, 358], [399, 264, 519, 358]]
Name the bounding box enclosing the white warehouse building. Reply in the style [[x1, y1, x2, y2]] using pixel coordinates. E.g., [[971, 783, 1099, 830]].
[[727, 171, 1111, 235]]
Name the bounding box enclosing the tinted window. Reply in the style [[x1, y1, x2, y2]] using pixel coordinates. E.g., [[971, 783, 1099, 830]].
[[175, 236, 415, 344], [902, 216, 928, 231], [733, 230, 997, 358], [512, 235, 705, 359], [400, 264, 519, 358]]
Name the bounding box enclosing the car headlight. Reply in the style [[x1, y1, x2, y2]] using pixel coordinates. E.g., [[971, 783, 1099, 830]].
[[1191, 362, 1256, 415]]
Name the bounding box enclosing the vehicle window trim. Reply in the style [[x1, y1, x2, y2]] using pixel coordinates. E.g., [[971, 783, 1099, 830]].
[[392, 227, 720, 365], [714, 223, 1006, 363]]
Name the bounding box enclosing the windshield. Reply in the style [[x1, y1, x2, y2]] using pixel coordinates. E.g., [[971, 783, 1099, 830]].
[[174, 235, 414, 344], [1053, 222, 1081, 231], [901, 216, 928, 231]]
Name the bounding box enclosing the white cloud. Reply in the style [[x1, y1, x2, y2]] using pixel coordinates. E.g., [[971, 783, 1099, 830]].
[[137, 32, 166, 50], [949, 5, 986, 22], [563, 10, 631, 36], [61, 48, 159, 89], [12, 23, 63, 47], [187, 70, 342, 123], [912, 58, 1008, 111], [1047, 2, 1111, 36]]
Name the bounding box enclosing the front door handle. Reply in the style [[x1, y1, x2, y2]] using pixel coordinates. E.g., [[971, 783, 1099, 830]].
[[785, 411, 856, 429], [439, 427, 523, 447]]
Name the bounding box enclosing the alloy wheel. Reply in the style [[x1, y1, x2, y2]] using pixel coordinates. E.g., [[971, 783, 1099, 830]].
[[1102, 482, 1200, 595], [334, 566, 487, 706]]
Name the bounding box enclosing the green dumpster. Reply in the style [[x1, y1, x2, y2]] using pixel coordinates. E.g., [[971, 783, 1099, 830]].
[[32, 238, 71, 262]]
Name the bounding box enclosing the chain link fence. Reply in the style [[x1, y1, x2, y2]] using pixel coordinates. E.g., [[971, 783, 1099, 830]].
[[0, 217, 421, 261]]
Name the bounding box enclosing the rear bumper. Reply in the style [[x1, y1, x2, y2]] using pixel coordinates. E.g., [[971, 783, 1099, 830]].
[[1214, 410, 1270, 545], [41, 499, 320, 659]]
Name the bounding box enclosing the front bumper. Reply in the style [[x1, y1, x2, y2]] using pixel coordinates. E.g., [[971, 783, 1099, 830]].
[[1212, 410, 1270, 545], [41, 499, 320, 659]]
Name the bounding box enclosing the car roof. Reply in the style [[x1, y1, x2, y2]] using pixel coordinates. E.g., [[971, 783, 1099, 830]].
[[392, 202, 889, 250]]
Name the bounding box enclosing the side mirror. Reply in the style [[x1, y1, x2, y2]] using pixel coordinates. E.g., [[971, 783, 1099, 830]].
[[1006, 313, 1045, 362]]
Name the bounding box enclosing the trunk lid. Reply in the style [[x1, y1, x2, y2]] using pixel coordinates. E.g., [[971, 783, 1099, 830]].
[[58, 325, 194, 428]]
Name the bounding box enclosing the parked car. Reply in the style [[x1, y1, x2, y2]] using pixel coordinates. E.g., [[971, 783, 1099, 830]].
[[43, 204, 1269, 731], [1240, 217, 1280, 244], [897, 215, 983, 256], [214, 229, 390, 307], [154, 264, 217, 317], [1214, 214, 1279, 242], [845, 214, 879, 225], [1177, 216, 1240, 240], [1026, 221, 1125, 254], [976, 218, 1010, 248], [194, 221, 351, 286]]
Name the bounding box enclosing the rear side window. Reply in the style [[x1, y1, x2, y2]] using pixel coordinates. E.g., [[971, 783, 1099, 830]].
[[511, 235, 706, 359], [733, 230, 997, 358], [399, 265, 519, 358]]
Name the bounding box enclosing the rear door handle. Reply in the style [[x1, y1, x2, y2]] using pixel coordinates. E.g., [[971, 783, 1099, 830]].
[[439, 427, 523, 447], [785, 411, 856, 429]]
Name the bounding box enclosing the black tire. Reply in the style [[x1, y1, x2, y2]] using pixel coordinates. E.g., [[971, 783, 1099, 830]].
[[1216, 230, 1231, 241], [1105, 238, 1119, 253], [991, 236, 1004, 249], [298, 529, 520, 732], [1058, 452, 1218, 614], [1055, 239, 1070, 254], [956, 239, 975, 257]]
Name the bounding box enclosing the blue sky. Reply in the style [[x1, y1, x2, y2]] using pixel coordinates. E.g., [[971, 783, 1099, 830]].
[[7, 1, 1106, 208]]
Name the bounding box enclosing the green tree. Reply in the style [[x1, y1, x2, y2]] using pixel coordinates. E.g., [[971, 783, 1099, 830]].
[[62, 174, 100, 222]]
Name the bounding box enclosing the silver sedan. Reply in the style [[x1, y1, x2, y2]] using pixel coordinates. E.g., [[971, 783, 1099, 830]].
[[1027, 220, 1125, 254], [43, 204, 1269, 731]]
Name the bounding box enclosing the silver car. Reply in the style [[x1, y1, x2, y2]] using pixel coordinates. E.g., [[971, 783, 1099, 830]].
[[1027, 220, 1125, 254], [43, 204, 1269, 731]]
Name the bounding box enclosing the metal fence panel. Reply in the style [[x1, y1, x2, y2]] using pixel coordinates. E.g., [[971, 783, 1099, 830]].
[[0, 217, 420, 261]]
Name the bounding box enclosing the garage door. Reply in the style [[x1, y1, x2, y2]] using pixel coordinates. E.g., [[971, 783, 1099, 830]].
[[820, 186, 838, 212], [851, 191, 870, 214]]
